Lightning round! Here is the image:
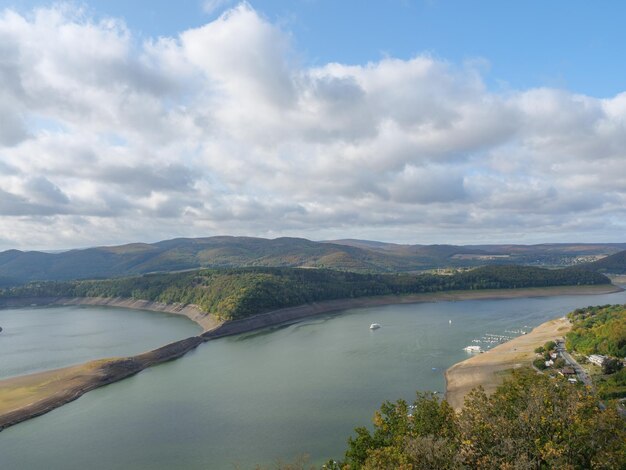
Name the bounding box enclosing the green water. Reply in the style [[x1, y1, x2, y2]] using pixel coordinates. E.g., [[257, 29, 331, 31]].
[[0, 305, 201, 379], [1, 289, 625, 469]]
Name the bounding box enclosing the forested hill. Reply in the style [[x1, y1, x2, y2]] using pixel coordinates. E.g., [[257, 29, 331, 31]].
[[585, 249, 626, 274], [0, 265, 610, 322], [1, 236, 624, 284]]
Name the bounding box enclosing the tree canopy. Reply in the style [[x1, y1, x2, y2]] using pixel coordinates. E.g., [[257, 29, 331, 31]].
[[566, 304, 626, 358], [340, 369, 626, 469], [0, 265, 610, 321]]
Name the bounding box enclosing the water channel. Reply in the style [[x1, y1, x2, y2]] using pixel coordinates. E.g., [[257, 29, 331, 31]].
[[1, 288, 625, 469], [0, 305, 201, 380]]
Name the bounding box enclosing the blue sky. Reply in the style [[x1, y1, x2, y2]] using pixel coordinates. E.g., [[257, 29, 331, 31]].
[[0, 1, 625, 249], [4, 0, 624, 97]]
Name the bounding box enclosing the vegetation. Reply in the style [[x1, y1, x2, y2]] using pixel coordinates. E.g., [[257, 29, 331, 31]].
[[0, 237, 624, 284], [338, 369, 625, 469], [596, 368, 626, 400], [602, 357, 624, 375], [543, 340, 556, 351], [566, 304, 626, 358], [565, 304, 626, 400], [0, 265, 610, 322], [586, 250, 626, 274]]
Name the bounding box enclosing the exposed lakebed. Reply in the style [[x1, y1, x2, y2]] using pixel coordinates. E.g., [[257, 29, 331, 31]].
[[1, 288, 626, 469]]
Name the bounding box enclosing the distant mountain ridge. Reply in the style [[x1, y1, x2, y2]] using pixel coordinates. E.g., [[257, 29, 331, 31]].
[[0, 236, 625, 284]]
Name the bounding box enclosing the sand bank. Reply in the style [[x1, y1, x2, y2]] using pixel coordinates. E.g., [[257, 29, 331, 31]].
[[0, 336, 204, 431], [445, 317, 572, 411]]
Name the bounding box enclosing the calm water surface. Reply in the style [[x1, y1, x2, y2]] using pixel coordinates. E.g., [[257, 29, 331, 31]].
[[1, 289, 625, 469], [0, 306, 201, 379]]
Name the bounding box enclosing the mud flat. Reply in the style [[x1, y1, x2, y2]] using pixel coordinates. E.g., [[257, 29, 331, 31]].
[[445, 317, 572, 411]]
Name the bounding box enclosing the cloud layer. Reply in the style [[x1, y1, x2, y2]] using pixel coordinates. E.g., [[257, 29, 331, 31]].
[[0, 4, 625, 249]]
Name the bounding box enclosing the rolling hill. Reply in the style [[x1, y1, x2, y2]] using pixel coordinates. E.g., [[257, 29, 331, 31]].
[[0, 265, 611, 322], [0, 236, 624, 284], [585, 249, 626, 274]]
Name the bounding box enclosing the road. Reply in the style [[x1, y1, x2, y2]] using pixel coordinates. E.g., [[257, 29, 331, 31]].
[[556, 340, 593, 387], [556, 341, 626, 416]]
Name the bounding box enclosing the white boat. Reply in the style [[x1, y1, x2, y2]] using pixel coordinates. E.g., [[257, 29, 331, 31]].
[[369, 323, 381, 330], [463, 345, 482, 353]]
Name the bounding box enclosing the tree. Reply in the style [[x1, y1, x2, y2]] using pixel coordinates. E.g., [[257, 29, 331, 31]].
[[543, 340, 556, 351], [603, 357, 624, 375], [340, 369, 626, 469]]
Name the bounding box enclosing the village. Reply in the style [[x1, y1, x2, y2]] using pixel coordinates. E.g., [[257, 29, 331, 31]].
[[533, 339, 624, 392]]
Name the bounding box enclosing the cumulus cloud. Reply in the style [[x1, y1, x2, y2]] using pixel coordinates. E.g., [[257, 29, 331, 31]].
[[0, 3, 625, 250]]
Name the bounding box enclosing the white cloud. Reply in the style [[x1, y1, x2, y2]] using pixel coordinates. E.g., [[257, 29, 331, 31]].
[[202, 0, 234, 15], [0, 3, 625, 250]]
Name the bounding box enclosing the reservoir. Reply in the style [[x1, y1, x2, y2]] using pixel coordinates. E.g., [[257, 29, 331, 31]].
[[0, 306, 201, 380], [1, 288, 625, 469]]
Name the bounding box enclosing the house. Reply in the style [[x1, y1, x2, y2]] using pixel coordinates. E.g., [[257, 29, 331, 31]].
[[560, 367, 576, 376], [545, 360, 554, 367], [588, 354, 607, 367], [550, 352, 558, 360]]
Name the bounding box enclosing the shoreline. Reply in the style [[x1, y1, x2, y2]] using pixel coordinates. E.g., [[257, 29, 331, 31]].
[[0, 283, 622, 431], [444, 317, 572, 411], [0, 296, 221, 332]]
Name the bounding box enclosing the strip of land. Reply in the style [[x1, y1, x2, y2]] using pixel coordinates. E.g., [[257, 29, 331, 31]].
[[445, 317, 572, 410], [0, 336, 204, 430], [0, 283, 621, 431]]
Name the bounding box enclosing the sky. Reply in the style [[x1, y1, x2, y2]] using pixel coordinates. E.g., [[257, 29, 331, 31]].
[[0, 1, 625, 250]]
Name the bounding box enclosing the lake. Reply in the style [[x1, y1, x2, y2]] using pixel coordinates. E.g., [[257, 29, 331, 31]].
[[1, 288, 625, 469], [0, 305, 201, 380]]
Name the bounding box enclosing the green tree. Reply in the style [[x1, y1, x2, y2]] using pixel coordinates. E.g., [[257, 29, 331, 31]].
[[341, 369, 626, 469], [603, 357, 624, 375]]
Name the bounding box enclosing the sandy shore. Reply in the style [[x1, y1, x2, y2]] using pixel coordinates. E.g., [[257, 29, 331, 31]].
[[608, 274, 626, 285], [0, 283, 621, 431], [445, 317, 572, 411]]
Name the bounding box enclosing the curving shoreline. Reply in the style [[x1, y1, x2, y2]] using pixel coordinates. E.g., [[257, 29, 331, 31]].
[[0, 296, 221, 331], [0, 283, 622, 431], [444, 316, 572, 410]]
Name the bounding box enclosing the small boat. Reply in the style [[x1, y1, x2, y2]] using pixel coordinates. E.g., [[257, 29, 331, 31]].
[[449, 319, 452, 324], [369, 323, 381, 330], [463, 345, 482, 353]]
